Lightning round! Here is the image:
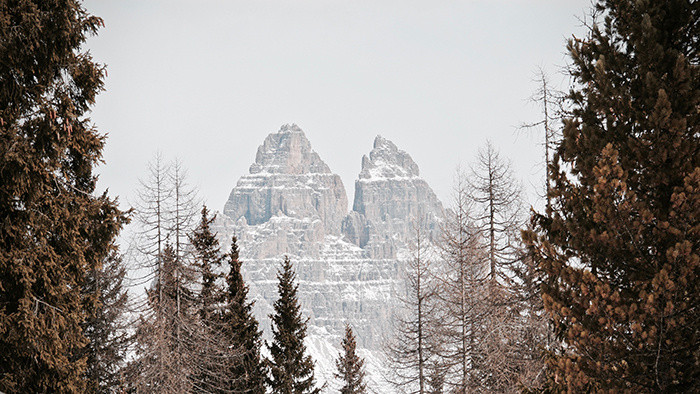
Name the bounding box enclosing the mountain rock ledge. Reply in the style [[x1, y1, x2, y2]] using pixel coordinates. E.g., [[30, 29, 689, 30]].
[[215, 124, 444, 391]]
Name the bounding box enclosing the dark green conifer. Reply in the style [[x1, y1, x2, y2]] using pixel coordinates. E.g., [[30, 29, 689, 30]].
[[524, 0, 699, 391], [0, 1, 126, 392], [189, 205, 227, 392], [82, 250, 131, 393], [190, 205, 224, 323], [335, 325, 367, 394], [222, 236, 266, 393], [268, 257, 319, 394]]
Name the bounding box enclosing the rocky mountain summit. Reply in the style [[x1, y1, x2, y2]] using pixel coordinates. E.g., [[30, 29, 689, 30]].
[[215, 124, 445, 390], [223, 123, 348, 242], [343, 135, 444, 259]]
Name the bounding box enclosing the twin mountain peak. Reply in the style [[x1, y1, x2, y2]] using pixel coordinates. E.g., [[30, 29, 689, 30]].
[[221, 123, 444, 261]]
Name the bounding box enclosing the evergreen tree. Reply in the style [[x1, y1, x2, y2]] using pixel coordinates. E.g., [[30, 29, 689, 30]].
[[189, 205, 227, 392], [222, 236, 266, 393], [82, 250, 131, 393], [335, 325, 367, 394], [0, 1, 126, 392], [190, 205, 224, 324], [524, 0, 699, 391], [268, 257, 319, 394]]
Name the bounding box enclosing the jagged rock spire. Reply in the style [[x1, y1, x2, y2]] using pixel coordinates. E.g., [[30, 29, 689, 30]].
[[250, 124, 331, 175], [345, 135, 444, 257], [224, 124, 348, 240], [359, 135, 420, 180]]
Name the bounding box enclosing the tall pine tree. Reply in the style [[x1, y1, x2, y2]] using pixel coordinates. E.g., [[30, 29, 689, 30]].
[[81, 250, 131, 393], [268, 257, 319, 394], [524, 0, 699, 391], [190, 205, 224, 324], [0, 1, 126, 392], [222, 236, 266, 393], [335, 325, 367, 394], [189, 205, 228, 392]]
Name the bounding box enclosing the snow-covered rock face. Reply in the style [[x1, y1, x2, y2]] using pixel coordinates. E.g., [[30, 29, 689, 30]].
[[345, 135, 445, 259], [217, 125, 444, 392], [250, 123, 331, 175], [359, 135, 420, 180], [223, 124, 348, 239]]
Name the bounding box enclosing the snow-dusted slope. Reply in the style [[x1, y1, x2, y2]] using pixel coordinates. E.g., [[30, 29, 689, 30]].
[[343, 135, 445, 259], [215, 124, 444, 392]]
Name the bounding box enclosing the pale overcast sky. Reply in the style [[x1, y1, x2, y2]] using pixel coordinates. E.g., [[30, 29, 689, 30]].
[[85, 0, 590, 214]]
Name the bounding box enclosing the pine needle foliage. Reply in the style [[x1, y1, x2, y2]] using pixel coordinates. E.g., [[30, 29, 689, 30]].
[[190, 205, 224, 324], [81, 250, 131, 393], [189, 205, 227, 393], [524, 0, 699, 391], [0, 1, 126, 392], [268, 257, 319, 394], [222, 236, 266, 393], [335, 325, 367, 394]]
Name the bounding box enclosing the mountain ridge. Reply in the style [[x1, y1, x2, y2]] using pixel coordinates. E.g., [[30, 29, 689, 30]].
[[214, 124, 445, 391]]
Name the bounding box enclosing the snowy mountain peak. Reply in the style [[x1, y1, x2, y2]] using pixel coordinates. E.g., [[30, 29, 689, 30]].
[[250, 124, 331, 175], [373, 134, 393, 149], [278, 123, 304, 134], [359, 135, 420, 180], [224, 124, 348, 234]]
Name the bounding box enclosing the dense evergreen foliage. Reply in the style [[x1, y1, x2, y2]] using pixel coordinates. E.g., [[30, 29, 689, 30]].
[[0, 1, 126, 391], [191, 205, 224, 324], [335, 325, 367, 394], [268, 257, 319, 394], [222, 236, 267, 393], [81, 250, 131, 393], [524, 0, 699, 391], [189, 206, 227, 392], [2, 1, 696, 392]]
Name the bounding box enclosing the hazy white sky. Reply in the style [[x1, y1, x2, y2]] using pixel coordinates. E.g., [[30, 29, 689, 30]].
[[85, 0, 589, 214]]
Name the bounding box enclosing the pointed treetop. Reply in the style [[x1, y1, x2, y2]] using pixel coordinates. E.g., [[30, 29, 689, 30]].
[[268, 256, 318, 393], [335, 324, 367, 394]]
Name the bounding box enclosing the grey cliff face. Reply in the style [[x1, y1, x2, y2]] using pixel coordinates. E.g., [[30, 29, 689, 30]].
[[217, 125, 445, 390], [343, 135, 445, 259], [223, 124, 348, 239]]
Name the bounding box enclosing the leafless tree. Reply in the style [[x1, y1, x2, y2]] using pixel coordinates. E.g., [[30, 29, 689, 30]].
[[468, 141, 524, 290], [428, 160, 549, 393], [385, 223, 442, 394], [132, 152, 171, 301], [433, 172, 488, 393], [466, 145, 548, 392], [128, 155, 214, 393], [519, 67, 563, 213]]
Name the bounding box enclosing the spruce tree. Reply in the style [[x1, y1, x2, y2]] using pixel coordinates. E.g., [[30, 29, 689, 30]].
[[189, 205, 227, 392], [524, 0, 699, 391], [335, 325, 367, 394], [0, 1, 126, 392], [222, 236, 266, 393], [82, 250, 131, 393], [268, 257, 319, 394], [190, 205, 224, 324]]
